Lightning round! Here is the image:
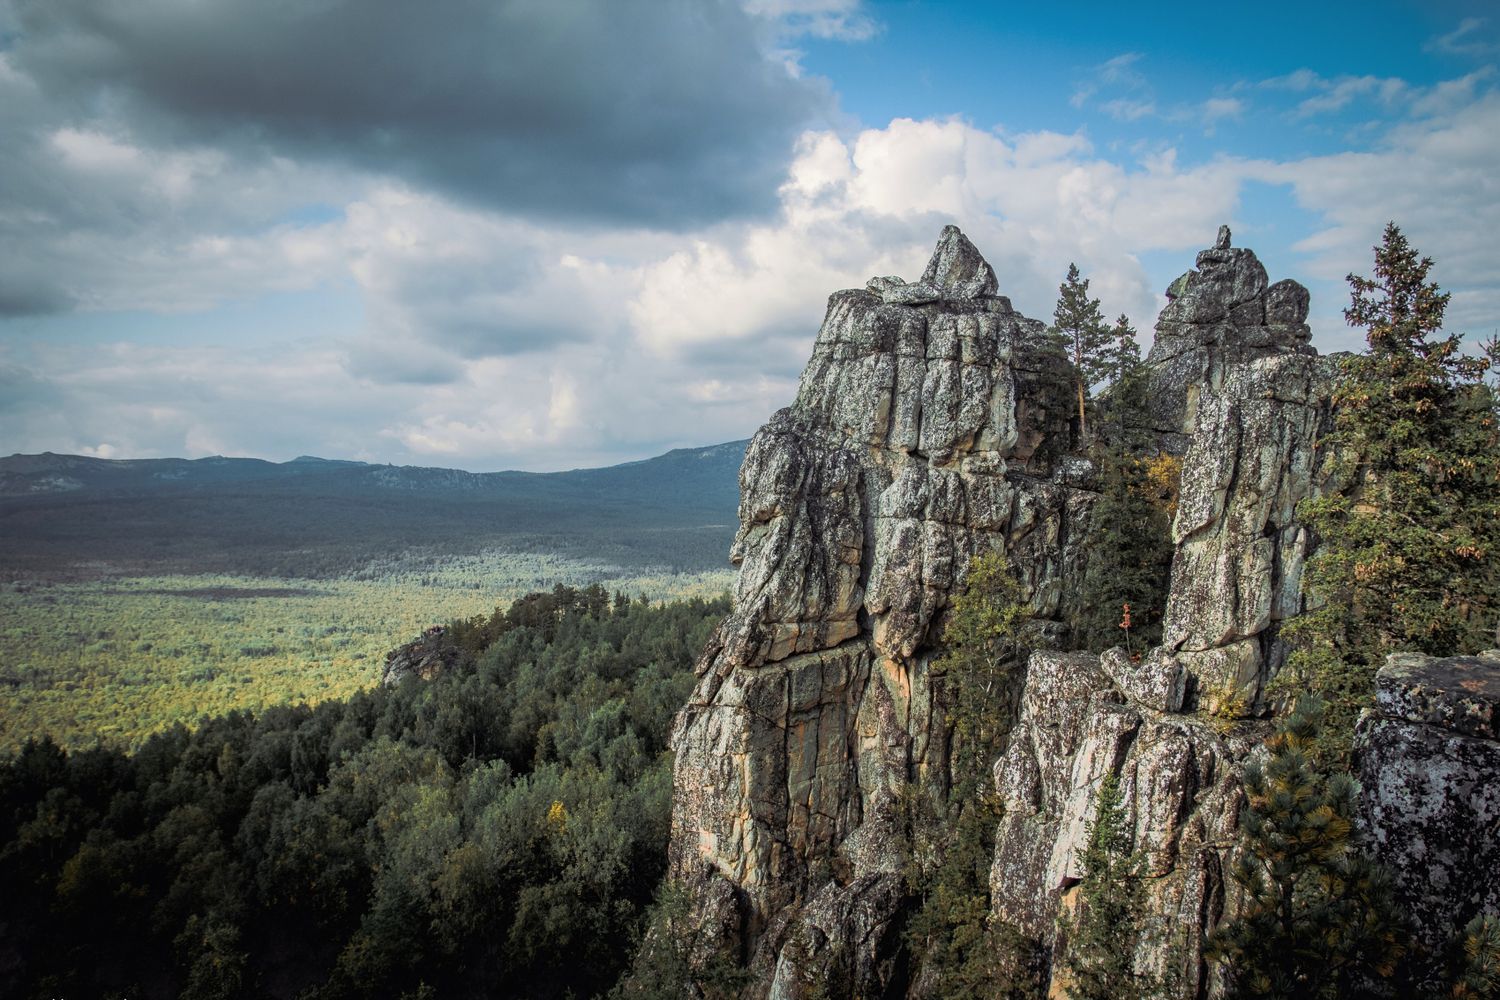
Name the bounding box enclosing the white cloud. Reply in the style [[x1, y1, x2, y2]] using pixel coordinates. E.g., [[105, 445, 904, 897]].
[[1426, 17, 1498, 57], [3, 54, 1497, 471], [742, 0, 878, 40]]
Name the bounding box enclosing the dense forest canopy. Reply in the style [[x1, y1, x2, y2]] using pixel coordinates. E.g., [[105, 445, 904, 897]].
[[0, 586, 728, 999]]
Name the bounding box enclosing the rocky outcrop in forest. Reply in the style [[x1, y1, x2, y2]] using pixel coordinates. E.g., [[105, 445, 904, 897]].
[[665, 225, 1494, 997]]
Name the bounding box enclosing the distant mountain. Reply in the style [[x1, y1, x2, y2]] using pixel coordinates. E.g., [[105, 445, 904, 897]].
[[0, 442, 748, 580]]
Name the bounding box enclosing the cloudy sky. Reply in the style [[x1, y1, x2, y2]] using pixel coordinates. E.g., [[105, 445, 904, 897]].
[[2, 0, 1496, 471]]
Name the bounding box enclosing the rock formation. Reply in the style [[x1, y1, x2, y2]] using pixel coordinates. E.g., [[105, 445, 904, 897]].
[[1357, 649, 1500, 986], [381, 625, 458, 685], [665, 224, 1495, 998], [990, 230, 1331, 993], [670, 225, 1086, 993]]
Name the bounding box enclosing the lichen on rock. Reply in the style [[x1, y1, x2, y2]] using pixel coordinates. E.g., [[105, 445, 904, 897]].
[[663, 224, 1496, 998]]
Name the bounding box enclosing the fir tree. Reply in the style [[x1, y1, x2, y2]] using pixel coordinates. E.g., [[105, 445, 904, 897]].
[[1281, 223, 1500, 755], [1072, 451, 1174, 653], [1205, 696, 1405, 999], [1051, 263, 1114, 439]]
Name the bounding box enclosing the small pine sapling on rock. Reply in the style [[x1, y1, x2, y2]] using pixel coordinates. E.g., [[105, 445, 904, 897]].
[[1206, 696, 1405, 999]]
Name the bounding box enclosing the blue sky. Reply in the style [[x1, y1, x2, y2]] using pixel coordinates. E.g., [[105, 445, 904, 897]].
[[1, 0, 1496, 470]]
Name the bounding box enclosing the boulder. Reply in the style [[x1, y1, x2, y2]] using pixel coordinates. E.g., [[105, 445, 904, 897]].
[[1357, 649, 1500, 983]]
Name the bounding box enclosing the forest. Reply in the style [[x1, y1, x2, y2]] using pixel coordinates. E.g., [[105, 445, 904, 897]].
[[0, 441, 745, 582], [0, 585, 728, 999]]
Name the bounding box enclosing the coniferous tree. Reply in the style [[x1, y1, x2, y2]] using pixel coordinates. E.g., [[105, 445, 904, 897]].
[[1058, 772, 1162, 1000], [1206, 696, 1405, 999], [1073, 318, 1174, 652], [1282, 223, 1500, 754], [1450, 914, 1500, 1000], [1051, 263, 1114, 439], [903, 552, 1044, 999]]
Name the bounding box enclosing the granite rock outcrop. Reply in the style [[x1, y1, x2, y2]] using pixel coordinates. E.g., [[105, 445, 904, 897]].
[[665, 224, 1494, 998], [380, 625, 459, 685], [1357, 649, 1500, 984], [670, 225, 1087, 994]]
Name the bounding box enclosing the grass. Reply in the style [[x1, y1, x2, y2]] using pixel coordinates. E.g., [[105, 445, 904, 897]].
[[0, 548, 733, 752]]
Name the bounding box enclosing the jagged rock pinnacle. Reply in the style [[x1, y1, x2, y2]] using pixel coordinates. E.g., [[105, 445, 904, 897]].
[[1215, 223, 1231, 249], [918, 224, 999, 298], [865, 224, 1000, 304]]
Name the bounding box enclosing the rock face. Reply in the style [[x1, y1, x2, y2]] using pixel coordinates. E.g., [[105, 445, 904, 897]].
[[666, 225, 1495, 998], [380, 625, 458, 685], [1357, 650, 1500, 982], [986, 232, 1329, 994], [1144, 224, 1316, 448], [669, 226, 1086, 993]]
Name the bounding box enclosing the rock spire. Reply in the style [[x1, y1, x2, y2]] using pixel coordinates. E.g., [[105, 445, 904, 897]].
[[664, 225, 1495, 998]]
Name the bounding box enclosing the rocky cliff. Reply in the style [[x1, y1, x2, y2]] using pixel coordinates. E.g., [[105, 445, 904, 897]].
[[665, 225, 1488, 997]]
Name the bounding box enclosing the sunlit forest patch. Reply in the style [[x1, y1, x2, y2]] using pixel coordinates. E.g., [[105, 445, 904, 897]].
[[0, 550, 733, 751]]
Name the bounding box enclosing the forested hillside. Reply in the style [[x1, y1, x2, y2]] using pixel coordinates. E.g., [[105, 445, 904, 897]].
[[0, 441, 747, 581], [0, 586, 728, 999]]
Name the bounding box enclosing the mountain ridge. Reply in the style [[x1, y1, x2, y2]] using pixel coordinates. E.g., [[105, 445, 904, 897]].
[[0, 441, 751, 497], [0, 441, 749, 580]]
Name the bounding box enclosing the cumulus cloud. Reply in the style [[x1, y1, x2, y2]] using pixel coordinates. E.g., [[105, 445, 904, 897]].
[[1, 4, 1497, 472], [4, 0, 831, 229], [1268, 89, 1500, 344]]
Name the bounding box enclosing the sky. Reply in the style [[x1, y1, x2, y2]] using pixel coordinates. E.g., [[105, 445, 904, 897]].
[[1, 0, 1497, 472]]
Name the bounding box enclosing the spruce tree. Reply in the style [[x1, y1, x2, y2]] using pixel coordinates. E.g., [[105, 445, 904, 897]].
[[1282, 223, 1500, 754], [1205, 696, 1405, 999], [1051, 263, 1114, 439], [1073, 318, 1174, 653]]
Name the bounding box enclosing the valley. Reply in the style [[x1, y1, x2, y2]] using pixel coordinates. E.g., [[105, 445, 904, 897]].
[[0, 445, 744, 750]]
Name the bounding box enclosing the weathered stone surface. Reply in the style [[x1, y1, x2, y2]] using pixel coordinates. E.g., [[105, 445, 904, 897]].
[[1358, 650, 1500, 983], [919, 224, 1000, 298], [669, 228, 1089, 988], [989, 647, 1253, 996], [1141, 229, 1336, 716], [380, 625, 458, 685], [1373, 649, 1500, 740], [1145, 230, 1314, 439], [667, 224, 1497, 999]]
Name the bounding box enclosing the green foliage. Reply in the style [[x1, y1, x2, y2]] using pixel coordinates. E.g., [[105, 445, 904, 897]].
[[939, 550, 1028, 785], [1058, 772, 1165, 1000], [1073, 451, 1174, 654], [0, 590, 728, 999], [1450, 914, 1500, 1000], [1051, 263, 1115, 438], [903, 552, 1044, 999], [1206, 696, 1405, 999], [0, 564, 733, 752], [1073, 323, 1175, 653], [1281, 224, 1500, 755]]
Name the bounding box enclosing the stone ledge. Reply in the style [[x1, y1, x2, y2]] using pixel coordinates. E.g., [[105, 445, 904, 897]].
[[1375, 649, 1500, 741]]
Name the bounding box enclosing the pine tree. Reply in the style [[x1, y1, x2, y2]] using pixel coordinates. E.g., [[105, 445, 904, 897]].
[[1450, 914, 1500, 1000], [1051, 264, 1114, 439], [1205, 697, 1405, 999], [1059, 772, 1161, 1000], [1281, 223, 1500, 755]]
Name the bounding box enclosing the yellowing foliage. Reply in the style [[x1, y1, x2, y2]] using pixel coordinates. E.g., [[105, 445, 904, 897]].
[[1142, 452, 1184, 519], [0, 558, 735, 752]]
